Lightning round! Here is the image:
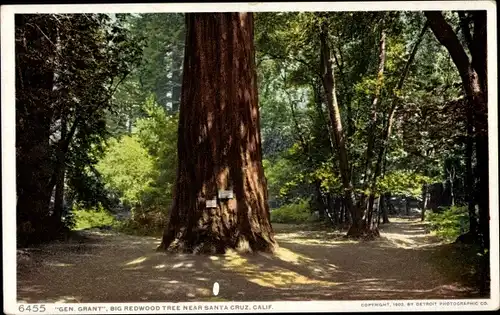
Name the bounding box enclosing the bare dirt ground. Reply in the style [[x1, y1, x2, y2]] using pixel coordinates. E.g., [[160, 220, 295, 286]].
[[17, 217, 483, 303]]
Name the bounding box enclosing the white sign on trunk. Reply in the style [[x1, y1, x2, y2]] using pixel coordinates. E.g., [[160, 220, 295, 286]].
[[218, 190, 234, 199], [206, 199, 217, 208]]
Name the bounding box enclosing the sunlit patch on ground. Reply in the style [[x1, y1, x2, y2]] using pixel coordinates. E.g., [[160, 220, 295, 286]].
[[123, 266, 144, 271], [275, 233, 357, 246], [124, 256, 148, 266], [263, 246, 314, 265], [186, 288, 212, 298], [376, 219, 446, 249], [44, 262, 75, 267], [53, 296, 82, 303], [219, 250, 336, 289]]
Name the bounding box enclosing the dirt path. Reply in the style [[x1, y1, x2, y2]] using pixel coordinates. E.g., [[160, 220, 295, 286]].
[[17, 218, 481, 303]]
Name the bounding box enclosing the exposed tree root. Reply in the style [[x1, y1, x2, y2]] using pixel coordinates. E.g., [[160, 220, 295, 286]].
[[345, 224, 381, 240], [157, 230, 278, 255]]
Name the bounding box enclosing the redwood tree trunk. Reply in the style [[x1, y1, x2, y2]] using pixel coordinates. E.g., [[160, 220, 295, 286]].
[[158, 13, 277, 254]]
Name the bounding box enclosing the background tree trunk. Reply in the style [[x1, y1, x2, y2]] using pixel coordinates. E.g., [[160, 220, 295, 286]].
[[16, 15, 57, 242], [53, 114, 67, 226], [360, 26, 386, 219], [465, 98, 478, 235], [382, 193, 390, 223], [369, 21, 428, 223], [170, 37, 184, 114], [52, 26, 66, 228], [158, 13, 277, 254], [332, 196, 341, 225], [318, 17, 359, 236], [314, 181, 326, 221], [421, 184, 428, 221], [339, 199, 345, 224], [425, 10, 488, 250]]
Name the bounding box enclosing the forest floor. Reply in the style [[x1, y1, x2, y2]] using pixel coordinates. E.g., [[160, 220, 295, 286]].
[[17, 217, 485, 303]]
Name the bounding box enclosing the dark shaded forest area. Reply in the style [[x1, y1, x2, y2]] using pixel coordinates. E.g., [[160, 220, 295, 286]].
[[14, 10, 492, 302]]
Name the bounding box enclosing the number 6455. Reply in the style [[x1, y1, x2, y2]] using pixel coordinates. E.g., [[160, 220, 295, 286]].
[[18, 305, 46, 312]]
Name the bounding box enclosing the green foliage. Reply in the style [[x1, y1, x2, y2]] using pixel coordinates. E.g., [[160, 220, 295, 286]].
[[72, 203, 118, 230], [56, 14, 143, 209], [263, 157, 301, 201], [132, 13, 184, 109], [426, 205, 469, 240], [107, 13, 185, 137], [95, 96, 176, 234], [96, 135, 155, 207], [309, 160, 342, 193], [135, 96, 178, 209], [270, 199, 313, 224], [377, 170, 435, 198]]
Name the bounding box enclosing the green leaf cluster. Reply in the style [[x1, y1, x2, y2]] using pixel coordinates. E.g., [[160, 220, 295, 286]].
[[377, 170, 435, 198], [270, 199, 313, 224], [72, 203, 118, 230], [426, 205, 469, 240]]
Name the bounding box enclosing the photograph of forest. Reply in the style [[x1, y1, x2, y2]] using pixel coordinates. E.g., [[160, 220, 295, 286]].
[[12, 9, 493, 303]]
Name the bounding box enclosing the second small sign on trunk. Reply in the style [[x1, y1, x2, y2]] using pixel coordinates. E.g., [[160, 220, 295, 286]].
[[218, 190, 234, 199]]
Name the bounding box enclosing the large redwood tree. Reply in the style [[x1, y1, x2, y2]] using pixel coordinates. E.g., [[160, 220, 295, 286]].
[[158, 13, 278, 254]]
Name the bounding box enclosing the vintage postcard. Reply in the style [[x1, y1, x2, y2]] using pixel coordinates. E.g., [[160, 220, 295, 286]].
[[2, 1, 498, 314]]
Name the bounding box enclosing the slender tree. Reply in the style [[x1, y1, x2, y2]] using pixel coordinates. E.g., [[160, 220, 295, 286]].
[[318, 15, 359, 236], [370, 21, 429, 223], [360, 24, 386, 232], [158, 13, 278, 254]]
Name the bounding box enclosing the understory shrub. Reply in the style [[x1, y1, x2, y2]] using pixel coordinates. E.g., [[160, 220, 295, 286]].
[[115, 206, 169, 236], [72, 203, 118, 230], [270, 199, 312, 224], [426, 205, 469, 241]]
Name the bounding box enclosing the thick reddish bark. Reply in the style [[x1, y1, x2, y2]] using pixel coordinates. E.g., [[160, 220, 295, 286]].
[[158, 13, 277, 254]]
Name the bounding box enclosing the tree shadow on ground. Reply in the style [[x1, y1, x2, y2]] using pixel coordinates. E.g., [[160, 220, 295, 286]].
[[17, 218, 485, 303]]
